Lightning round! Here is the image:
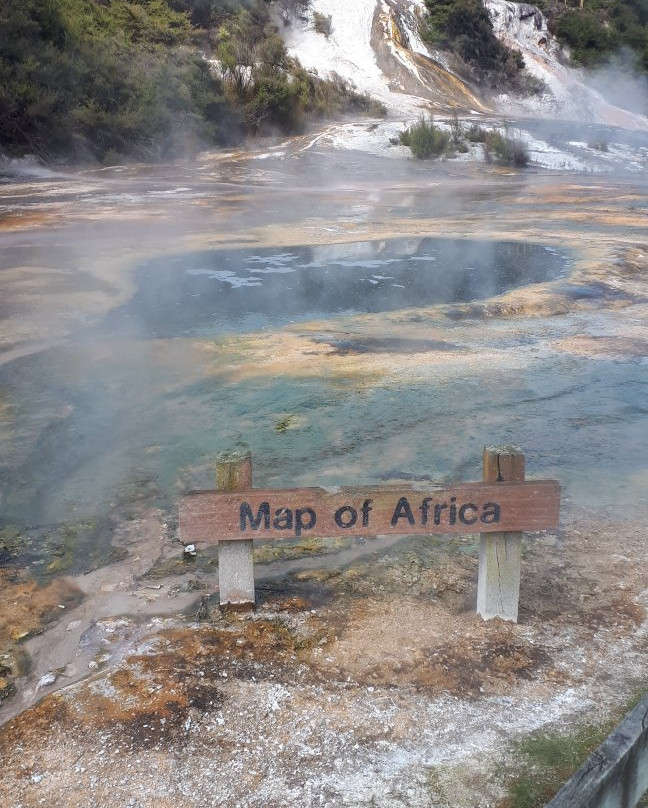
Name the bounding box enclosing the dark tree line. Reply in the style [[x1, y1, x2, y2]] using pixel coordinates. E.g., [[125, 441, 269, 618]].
[[544, 0, 648, 71], [423, 0, 648, 91], [0, 0, 383, 164]]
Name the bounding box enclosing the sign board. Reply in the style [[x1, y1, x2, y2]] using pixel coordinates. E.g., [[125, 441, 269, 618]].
[[180, 480, 560, 543]]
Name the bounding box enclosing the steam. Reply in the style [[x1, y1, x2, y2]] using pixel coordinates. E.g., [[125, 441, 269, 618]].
[[584, 48, 648, 119]]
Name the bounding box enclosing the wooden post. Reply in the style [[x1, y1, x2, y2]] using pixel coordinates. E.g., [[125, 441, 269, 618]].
[[216, 453, 255, 608], [477, 445, 525, 622]]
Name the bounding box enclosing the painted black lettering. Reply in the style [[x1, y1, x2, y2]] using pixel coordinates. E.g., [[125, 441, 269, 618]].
[[240, 501, 270, 531], [361, 499, 373, 528], [433, 503, 448, 525], [335, 505, 358, 529], [480, 502, 501, 525], [391, 497, 415, 527], [449, 496, 457, 525], [458, 503, 478, 525], [294, 507, 316, 537], [419, 498, 433, 526], [273, 508, 293, 530]]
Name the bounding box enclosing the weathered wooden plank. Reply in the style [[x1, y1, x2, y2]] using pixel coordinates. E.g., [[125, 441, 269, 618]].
[[215, 454, 255, 607], [477, 445, 525, 623], [179, 479, 560, 544]]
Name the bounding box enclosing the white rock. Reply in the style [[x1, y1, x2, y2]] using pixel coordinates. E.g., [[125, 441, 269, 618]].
[[36, 673, 57, 691]]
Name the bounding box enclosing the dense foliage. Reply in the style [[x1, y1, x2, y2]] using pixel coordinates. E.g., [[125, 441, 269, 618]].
[[212, 3, 383, 135], [543, 0, 648, 71], [0, 0, 383, 163], [0, 0, 226, 161], [422, 0, 536, 91]]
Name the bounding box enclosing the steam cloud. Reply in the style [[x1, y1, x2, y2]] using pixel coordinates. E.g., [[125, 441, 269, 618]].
[[585, 48, 648, 119]]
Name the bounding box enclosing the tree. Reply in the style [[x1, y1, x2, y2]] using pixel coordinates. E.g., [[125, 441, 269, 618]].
[[423, 0, 528, 89], [276, 0, 309, 26]]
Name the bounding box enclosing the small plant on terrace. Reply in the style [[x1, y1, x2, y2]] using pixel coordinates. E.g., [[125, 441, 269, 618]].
[[399, 116, 450, 159], [465, 123, 488, 143], [449, 110, 462, 147], [483, 129, 530, 167], [312, 11, 333, 37], [588, 139, 609, 152]]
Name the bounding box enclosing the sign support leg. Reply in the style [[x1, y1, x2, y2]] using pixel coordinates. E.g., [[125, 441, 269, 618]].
[[216, 453, 255, 608], [477, 445, 525, 622]]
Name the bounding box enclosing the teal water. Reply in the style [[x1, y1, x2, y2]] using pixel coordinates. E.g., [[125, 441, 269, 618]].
[[2, 235, 647, 575]]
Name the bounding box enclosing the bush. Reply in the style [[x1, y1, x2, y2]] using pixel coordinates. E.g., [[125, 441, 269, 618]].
[[449, 110, 462, 147], [396, 116, 530, 167], [483, 130, 529, 167], [0, 0, 235, 162], [312, 11, 332, 37], [275, 0, 310, 26], [216, 7, 383, 135], [465, 123, 487, 143], [544, 0, 648, 73], [0, 0, 386, 162], [245, 72, 301, 133], [399, 116, 450, 159], [588, 139, 609, 152], [322, 73, 387, 116]]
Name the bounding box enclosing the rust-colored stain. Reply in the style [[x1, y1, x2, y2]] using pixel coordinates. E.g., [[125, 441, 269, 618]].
[[0, 569, 83, 704], [0, 569, 82, 647]]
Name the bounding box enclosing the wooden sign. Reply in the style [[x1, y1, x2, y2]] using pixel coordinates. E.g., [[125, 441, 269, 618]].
[[180, 480, 560, 544]]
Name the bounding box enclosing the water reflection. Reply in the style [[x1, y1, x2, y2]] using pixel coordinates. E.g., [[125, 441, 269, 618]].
[[104, 238, 569, 337]]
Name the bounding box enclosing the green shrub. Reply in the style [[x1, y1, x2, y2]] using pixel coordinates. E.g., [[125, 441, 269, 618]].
[[0, 0, 235, 161], [555, 10, 617, 66], [483, 130, 529, 167], [335, 82, 386, 116], [548, 0, 648, 73], [465, 123, 487, 143], [399, 116, 450, 159], [449, 110, 462, 147], [245, 72, 301, 132], [0, 0, 384, 162]]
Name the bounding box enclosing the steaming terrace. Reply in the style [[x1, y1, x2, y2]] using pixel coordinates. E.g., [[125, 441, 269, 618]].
[[0, 154, 647, 808]]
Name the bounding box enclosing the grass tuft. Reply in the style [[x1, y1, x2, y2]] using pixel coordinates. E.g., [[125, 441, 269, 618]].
[[498, 690, 648, 808]]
